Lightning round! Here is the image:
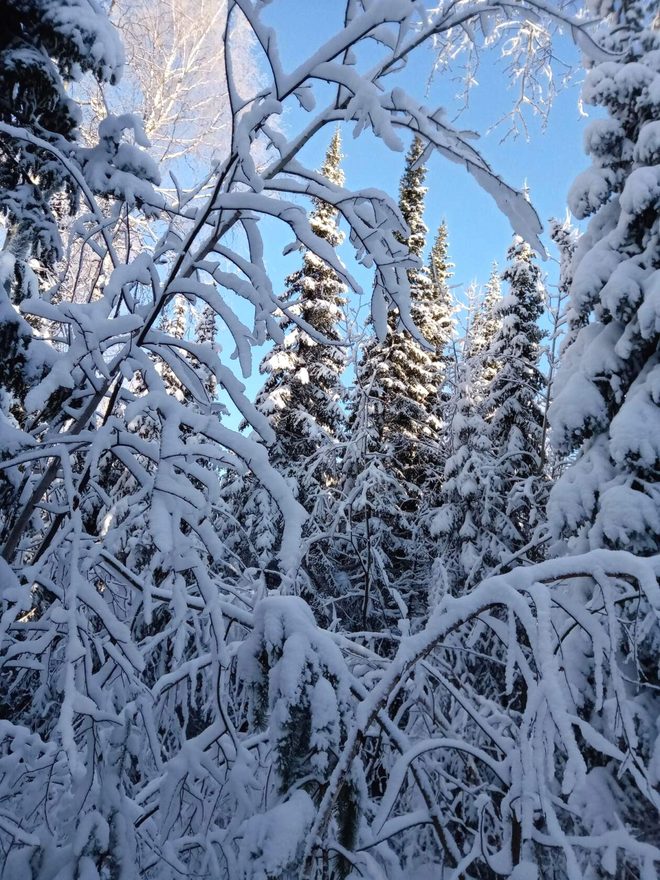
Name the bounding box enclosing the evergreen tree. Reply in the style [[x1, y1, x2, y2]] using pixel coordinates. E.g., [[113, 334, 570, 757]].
[[429, 362, 506, 600], [548, 0, 660, 555], [335, 138, 426, 630], [339, 139, 458, 624], [417, 221, 457, 567], [428, 269, 502, 600], [0, 0, 122, 300], [330, 365, 414, 629], [543, 7, 660, 869], [429, 246, 547, 879], [432, 241, 546, 596], [356, 138, 444, 484], [483, 237, 547, 555], [158, 294, 189, 401], [424, 218, 456, 433], [549, 215, 579, 343], [255, 129, 347, 492], [195, 301, 219, 400], [0, 1, 119, 517], [427, 219, 455, 360], [465, 261, 503, 388], [226, 132, 348, 580], [431, 268, 499, 520], [359, 138, 437, 474], [543, 216, 579, 478], [0, 0, 159, 519]]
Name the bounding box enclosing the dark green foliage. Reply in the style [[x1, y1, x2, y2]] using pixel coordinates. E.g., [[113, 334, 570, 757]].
[[0, 0, 121, 295]]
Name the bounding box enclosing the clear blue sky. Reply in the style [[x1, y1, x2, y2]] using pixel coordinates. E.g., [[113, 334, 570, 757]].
[[219, 1, 592, 419]]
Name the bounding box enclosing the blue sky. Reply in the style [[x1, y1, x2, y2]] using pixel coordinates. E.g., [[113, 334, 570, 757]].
[[219, 2, 593, 418]]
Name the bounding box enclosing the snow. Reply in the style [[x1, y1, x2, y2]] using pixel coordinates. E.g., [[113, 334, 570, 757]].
[[239, 791, 316, 880], [583, 117, 625, 158], [638, 270, 660, 337], [634, 120, 660, 164], [2, 1, 659, 878], [568, 166, 618, 219], [80, 114, 164, 215], [619, 164, 660, 216]]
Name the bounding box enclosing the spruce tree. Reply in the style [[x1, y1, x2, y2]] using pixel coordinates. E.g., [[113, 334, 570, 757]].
[[195, 302, 219, 400], [432, 240, 546, 596], [0, 0, 161, 521], [544, 6, 660, 868], [465, 261, 503, 388], [341, 139, 456, 623], [548, 0, 660, 555], [226, 131, 348, 579], [0, 0, 122, 513], [255, 129, 347, 490], [484, 238, 547, 556], [429, 364, 506, 599], [543, 217, 579, 479], [424, 218, 456, 433], [427, 219, 455, 360], [355, 138, 447, 486], [0, 0, 121, 300], [331, 364, 415, 629], [158, 294, 189, 401], [418, 221, 457, 567], [549, 216, 579, 340]]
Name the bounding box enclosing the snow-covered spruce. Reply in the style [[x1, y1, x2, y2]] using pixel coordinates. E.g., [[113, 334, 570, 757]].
[[224, 131, 348, 586], [0, 0, 161, 523], [466, 261, 504, 388], [429, 358, 504, 600], [0, 0, 123, 302], [254, 129, 347, 495], [355, 137, 446, 486], [544, 3, 660, 876], [337, 138, 454, 626], [483, 238, 548, 557], [0, 0, 121, 510], [549, 0, 660, 556], [431, 240, 547, 598]]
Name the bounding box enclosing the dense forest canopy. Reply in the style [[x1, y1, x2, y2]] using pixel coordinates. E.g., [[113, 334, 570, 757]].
[[0, 1, 658, 878]]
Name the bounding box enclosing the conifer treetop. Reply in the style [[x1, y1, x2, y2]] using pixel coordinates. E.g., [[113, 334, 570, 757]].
[[486, 237, 547, 501], [251, 130, 348, 483], [465, 261, 502, 383], [396, 136, 428, 258], [320, 127, 345, 188], [422, 218, 455, 356], [429, 220, 453, 288], [308, 128, 345, 248]]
